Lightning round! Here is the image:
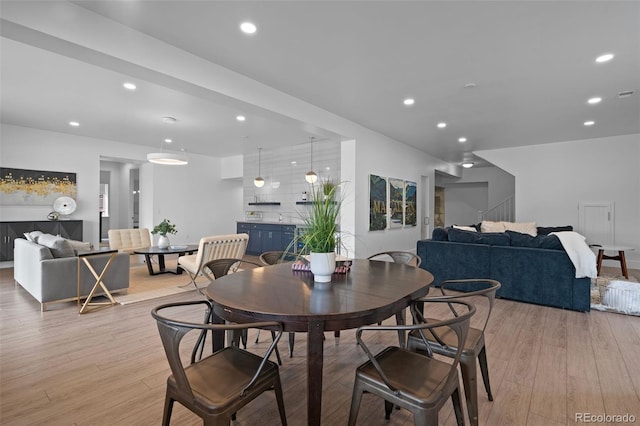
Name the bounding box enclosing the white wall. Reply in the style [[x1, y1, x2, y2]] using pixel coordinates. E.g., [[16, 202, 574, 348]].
[[477, 133, 640, 269], [440, 182, 489, 227], [1, 124, 243, 248]]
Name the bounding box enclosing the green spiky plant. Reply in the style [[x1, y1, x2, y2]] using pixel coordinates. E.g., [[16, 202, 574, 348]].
[[297, 182, 342, 254]]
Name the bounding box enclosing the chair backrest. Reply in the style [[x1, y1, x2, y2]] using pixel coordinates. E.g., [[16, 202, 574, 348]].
[[259, 251, 300, 265], [427, 279, 501, 333], [192, 234, 249, 275], [151, 300, 282, 399], [367, 251, 422, 267], [108, 228, 151, 253], [202, 258, 262, 281], [357, 299, 475, 395]]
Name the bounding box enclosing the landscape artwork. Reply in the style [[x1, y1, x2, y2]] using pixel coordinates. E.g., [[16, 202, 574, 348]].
[[388, 177, 404, 229], [0, 168, 77, 206], [404, 180, 417, 226], [369, 174, 387, 231]]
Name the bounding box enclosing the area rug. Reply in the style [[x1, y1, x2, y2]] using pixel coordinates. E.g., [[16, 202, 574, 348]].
[[116, 260, 207, 305]]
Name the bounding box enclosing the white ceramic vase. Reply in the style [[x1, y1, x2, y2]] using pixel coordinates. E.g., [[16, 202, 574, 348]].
[[157, 234, 170, 249], [310, 252, 336, 283]]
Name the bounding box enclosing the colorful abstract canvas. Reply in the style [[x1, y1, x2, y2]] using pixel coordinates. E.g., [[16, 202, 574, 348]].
[[369, 174, 387, 231], [0, 168, 76, 206]]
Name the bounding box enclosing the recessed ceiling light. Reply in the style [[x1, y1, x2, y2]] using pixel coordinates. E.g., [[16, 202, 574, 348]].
[[403, 98, 415, 106], [240, 22, 257, 34], [596, 53, 614, 63], [458, 137, 467, 143], [236, 115, 246, 121], [69, 121, 79, 127], [123, 82, 136, 90], [584, 120, 595, 126], [462, 161, 474, 168], [164, 138, 172, 143], [291, 161, 297, 165], [587, 97, 602, 104], [437, 122, 447, 129], [463, 83, 477, 89]]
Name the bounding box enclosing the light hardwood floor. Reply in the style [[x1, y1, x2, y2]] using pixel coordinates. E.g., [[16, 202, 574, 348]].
[[1, 265, 639, 426]]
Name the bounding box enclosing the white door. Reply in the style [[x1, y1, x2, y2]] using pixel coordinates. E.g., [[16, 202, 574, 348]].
[[421, 175, 430, 239], [578, 201, 614, 246]]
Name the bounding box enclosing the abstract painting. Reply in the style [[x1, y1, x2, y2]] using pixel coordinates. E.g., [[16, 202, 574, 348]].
[[369, 174, 387, 231], [0, 168, 76, 206]]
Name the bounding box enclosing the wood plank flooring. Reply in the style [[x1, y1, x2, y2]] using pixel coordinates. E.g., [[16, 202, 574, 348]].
[[1, 265, 639, 426]]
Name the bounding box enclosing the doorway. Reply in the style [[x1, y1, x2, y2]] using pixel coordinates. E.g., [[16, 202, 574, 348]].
[[578, 201, 614, 246]]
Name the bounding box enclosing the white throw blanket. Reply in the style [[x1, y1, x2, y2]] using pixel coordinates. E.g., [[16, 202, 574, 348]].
[[550, 231, 597, 278]]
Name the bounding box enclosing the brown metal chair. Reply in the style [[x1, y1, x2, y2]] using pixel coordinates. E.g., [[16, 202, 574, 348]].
[[407, 279, 501, 426], [258, 251, 304, 357], [348, 299, 476, 425], [259, 251, 300, 265], [367, 251, 423, 347], [151, 300, 287, 426], [367, 250, 422, 267], [202, 258, 282, 365]]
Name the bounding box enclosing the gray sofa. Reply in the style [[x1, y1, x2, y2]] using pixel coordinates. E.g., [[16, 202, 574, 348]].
[[14, 238, 130, 311]]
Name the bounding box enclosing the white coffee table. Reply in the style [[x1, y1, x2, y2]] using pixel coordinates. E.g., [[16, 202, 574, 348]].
[[593, 245, 635, 279]]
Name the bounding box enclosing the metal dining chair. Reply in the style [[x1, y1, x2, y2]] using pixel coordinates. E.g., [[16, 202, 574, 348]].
[[151, 300, 287, 426], [348, 299, 476, 425], [202, 258, 283, 365], [258, 251, 303, 357], [366, 251, 423, 347], [407, 279, 501, 426]]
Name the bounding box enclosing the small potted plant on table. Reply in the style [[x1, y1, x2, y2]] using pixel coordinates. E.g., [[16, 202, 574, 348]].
[[151, 219, 177, 249]]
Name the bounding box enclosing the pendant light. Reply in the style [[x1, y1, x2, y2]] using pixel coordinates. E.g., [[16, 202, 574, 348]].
[[254, 148, 265, 187], [147, 116, 188, 165], [305, 136, 318, 183]]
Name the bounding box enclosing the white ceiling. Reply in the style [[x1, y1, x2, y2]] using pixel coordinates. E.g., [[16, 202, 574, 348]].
[[1, 1, 639, 167]]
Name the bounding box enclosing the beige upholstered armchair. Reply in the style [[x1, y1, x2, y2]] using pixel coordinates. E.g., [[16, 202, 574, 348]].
[[108, 228, 152, 254], [178, 233, 249, 291]]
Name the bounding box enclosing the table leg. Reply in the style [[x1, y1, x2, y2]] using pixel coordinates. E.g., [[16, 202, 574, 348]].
[[144, 254, 155, 275], [79, 254, 118, 314], [307, 319, 325, 426], [619, 251, 629, 279], [158, 254, 166, 272], [596, 249, 604, 276]]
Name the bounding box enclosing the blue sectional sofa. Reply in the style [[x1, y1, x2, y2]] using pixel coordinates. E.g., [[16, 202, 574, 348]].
[[417, 226, 591, 312]]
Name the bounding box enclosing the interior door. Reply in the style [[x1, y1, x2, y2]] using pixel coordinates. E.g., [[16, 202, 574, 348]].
[[421, 175, 430, 240], [578, 201, 614, 246]]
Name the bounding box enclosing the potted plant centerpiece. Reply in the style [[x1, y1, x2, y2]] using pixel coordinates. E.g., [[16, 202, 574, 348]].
[[297, 182, 342, 283], [151, 218, 177, 249]]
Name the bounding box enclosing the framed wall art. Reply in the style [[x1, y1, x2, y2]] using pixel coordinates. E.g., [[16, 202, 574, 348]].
[[369, 174, 387, 231], [0, 167, 77, 206]]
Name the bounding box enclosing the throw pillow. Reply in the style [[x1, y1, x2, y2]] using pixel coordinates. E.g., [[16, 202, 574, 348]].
[[537, 225, 573, 236], [480, 220, 505, 233], [506, 230, 563, 250], [431, 227, 450, 241], [66, 239, 93, 254], [502, 221, 537, 237], [37, 233, 75, 258], [453, 225, 477, 232], [24, 230, 44, 242], [449, 228, 511, 246]]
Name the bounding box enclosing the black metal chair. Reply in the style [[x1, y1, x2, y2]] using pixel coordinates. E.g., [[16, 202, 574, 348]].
[[407, 279, 501, 426], [151, 300, 287, 426], [366, 251, 423, 347], [202, 258, 283, 365], [348, 299, 476, 425]]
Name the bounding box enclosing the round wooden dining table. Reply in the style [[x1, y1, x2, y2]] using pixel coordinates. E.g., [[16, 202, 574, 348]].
[[205, 258, 434, 426]]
